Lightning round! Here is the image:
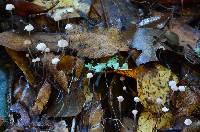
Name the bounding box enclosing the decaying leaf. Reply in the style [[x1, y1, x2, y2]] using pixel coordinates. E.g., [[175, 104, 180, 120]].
[[121, 117, 134, 132], [107, 65, 146, 79], [88, 102, 103, 132], [33, 0, 91, 19], [68, 28, 129, 58], [30, 80, 51, 115], [137, 64, 178, 113], [0, 28, 129, 58], [47, 84, 85, 117], [137, 111, 173, 132], [182, 121, 200, 132], [172, 88, 200, 118], [169, 20, 200, 49], [10, 103, 30, 127], [53, 120, 69, 132], [42, 54, 68, 92], [0, 32, 60, 51], [57, 55, 85, 78], [5, 48, 35, 85], [89, 0, 138, 28], [131, 28, 163, 65], [110, 64, 178, 113], [19, 80, 36, 108]]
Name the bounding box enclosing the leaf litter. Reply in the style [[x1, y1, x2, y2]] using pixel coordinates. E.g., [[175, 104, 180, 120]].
[[0, 0, 200, 131]]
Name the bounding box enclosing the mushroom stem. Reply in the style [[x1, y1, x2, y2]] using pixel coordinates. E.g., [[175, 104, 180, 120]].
[[57, 21, 60, 32], [119, 102, 122, 119], [10, 11, 14, 32]]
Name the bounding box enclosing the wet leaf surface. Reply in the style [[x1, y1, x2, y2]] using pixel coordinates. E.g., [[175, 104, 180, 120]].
[[131, 28, 163, 65], [30, 80, 51, 115], [5, 48, 35, 85], [10, 102, 30, 127], [138, 111, 173, 132]]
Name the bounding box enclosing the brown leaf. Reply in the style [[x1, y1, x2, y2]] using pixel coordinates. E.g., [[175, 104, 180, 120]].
[[172, 88, 200, 118], [88, 102, 104, 132], [68, 28, 129, 58], [42, 53, 68, 92], [0, 28, 129, 58], [5, 48, 35, 85], [47, 88, 85, 117], [30, 80, 51, 115], [57, 55, 85, 79], [121, 117, 134, 132], [169, 20, 200, 49]]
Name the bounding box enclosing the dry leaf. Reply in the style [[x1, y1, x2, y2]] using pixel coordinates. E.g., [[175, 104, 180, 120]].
[[30, 80, 51, 115], [42, 54, 68, 92], [89, 0, 138, 28], [5, 48, 35, 85], [33, 0, 91, 19], [0, 32, 61, 51], [110, 64, 178, 113], [47, 88, 85, 117], [169, 20, 200, 49], [57, 55, 85, 78], [0, 28, 129, 58], [172, 88, 200, 118], [137, 64, 178, 113], [53, 120, 69, 132], [19, 81, 36, 108], [121, 117, 134, 132], [137, 111, 173, 132], [68, 28, 129, 58], [89, 102, 104, 132]]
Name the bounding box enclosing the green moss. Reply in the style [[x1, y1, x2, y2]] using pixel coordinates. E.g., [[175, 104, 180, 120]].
[[85, 57, 129, 73]]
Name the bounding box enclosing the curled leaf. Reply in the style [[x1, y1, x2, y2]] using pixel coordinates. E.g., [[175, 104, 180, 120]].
[[5, 48, 35, 85], [57, 55, 85, 78], [42, 54, 68, 92], [30, 80, 51, 115]]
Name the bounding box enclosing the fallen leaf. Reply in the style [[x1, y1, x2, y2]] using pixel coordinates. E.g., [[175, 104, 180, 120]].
[[131, 28, 163, 65], [68, 28, 129, 58], [5, 48, 35, 85], [88, 102, 104, 132], [121, 117, 134, 132], [89, 0, 138, 28], [0, 28, 129, 58], [47, 82, 85, 117], [33, 0, 91, 19], [137, 64, 178, 113], [53, 120, 69, 132], [42, 53, 68, 92], [169, 20, 200, 49], [19, 81, 36, 108], [57, 55, 85, 79], [30, 80, 51, 115], [109, 64, 178, 113], [171, 88, 200, 118], [137, 111, 173, 132], [10, 103, 30, 127]]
